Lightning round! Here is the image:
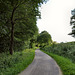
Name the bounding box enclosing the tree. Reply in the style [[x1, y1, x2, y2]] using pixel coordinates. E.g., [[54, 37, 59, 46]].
[[0, 0, 48, 54], [37, 31, 52, 47], [69, 9, 75, 37]]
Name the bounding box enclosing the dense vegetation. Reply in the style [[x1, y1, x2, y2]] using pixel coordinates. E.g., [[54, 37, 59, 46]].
[[69, 9, 75, 37], [42, 51, 75, 75], [0, 0, 74, 75], [41, 42, 75, 63], [37, 31, 52, 47], [41, 41, 75, 75], [0, 0, 48, 74], [0, 0, 48, 54], [0, 49, 35, 75]]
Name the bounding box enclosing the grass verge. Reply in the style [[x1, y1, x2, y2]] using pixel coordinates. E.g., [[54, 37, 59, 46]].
[[41, 50, 75, 75], [0, 49, 35, 75]]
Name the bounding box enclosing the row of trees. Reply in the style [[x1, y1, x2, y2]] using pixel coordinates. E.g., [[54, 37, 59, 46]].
[[0, 0, 48, 55], [28, 31, 52, 48]]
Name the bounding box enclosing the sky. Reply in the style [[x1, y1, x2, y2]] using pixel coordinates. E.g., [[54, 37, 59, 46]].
[[37, 0, 75, 43]]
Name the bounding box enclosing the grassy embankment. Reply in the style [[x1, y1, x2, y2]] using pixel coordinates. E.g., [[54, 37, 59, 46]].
[[42, 50, 75, 75], [41, 42, 75, 75], [0, 49, 35, 75]]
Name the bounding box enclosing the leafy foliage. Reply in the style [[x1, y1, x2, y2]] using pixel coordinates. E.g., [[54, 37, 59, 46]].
[[69, 9, 75, 37], [0, 0, 48, 54], [42, 50, 75, 75], [0, 49, 35, 75], [41, 42, 75, 63], [37, 31, 52, 47]]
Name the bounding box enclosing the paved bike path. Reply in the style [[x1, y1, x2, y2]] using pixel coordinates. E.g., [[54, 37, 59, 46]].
[[19, 49, 62, 75]]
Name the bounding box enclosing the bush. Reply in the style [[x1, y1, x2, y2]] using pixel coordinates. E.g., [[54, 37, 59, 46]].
[[0, 49, 35, 75], [41, 42, 75, 63], [42, 50, 75, 75]]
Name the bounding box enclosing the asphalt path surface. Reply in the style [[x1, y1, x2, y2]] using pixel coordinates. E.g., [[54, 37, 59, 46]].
[[19, 49, 62, 75]]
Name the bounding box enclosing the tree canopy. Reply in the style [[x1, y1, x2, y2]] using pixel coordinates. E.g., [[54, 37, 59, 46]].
[[37, 31, 52, 47], [0, 0, 48, 54], [69, 9, 75, 37]]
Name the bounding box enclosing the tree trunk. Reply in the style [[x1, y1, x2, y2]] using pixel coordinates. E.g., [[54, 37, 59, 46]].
[[9, 7, 16, 55], [9, 5, 20, 55], [10, 22, 14, 55]]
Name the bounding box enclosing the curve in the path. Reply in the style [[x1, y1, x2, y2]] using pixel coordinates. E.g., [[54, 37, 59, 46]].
[[18, 49, 62, 75]]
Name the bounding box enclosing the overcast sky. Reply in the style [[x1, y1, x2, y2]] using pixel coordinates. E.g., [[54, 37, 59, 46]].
[[37, 0, 75, 43]]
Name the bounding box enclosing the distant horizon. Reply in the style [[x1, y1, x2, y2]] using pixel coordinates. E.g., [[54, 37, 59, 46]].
[[37, 0, 75, 43]]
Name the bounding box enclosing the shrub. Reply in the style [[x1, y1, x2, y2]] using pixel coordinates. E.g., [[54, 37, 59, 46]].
[[41, 42, 75, 63], [0, 49, 35, 75], [42, 50, 75, 75]]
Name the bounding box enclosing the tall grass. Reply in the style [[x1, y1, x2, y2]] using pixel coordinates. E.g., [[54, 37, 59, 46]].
[[0, 49, 35, 75], [41, 42, 75, 63], [41, 42, 75, 75], [42, 50, 75, 75]]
